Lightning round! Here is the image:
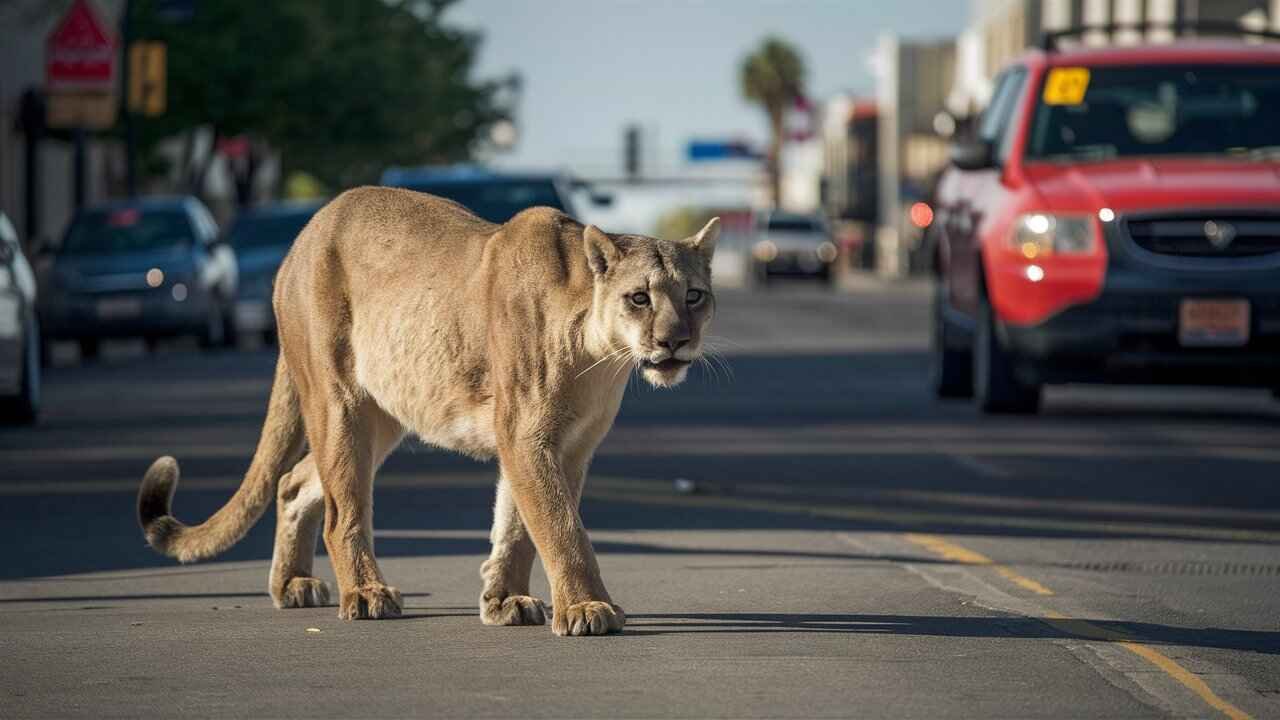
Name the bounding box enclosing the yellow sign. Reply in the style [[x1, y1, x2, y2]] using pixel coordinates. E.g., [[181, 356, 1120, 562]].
[[46, 91, 117, 130], [128, 42, 167, 116], [1043, 67, 1090, 106]]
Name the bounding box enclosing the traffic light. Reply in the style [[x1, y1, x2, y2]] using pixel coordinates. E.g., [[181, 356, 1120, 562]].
[[624, 124, 641, 182], [128, 42, 166, 117]]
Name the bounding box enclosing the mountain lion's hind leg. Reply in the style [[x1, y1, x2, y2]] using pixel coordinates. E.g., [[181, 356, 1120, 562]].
[[479, 473, 547, 625], [269, 454, 330, 608]]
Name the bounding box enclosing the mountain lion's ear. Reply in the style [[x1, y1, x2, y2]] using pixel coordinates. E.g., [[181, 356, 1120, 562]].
[[583, 224, 620, 276], [687, 216, 721, 260]]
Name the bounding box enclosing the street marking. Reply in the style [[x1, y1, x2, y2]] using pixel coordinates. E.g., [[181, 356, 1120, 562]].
[[907, 534, 1253, 720], [948, 454, 1013, 479], [1041, 611, 1252, 720], [903, 533, 1054, 596]]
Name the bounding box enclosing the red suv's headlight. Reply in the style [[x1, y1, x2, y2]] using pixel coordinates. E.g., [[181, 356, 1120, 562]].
[[1010, 213, 1098, 258]]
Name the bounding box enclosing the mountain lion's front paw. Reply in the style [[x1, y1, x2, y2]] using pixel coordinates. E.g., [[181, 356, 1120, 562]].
[[552, 601, 625, 636], [338, 584, 402, 620], [480, 593, 547, 626], [275, 577, 331, 608]]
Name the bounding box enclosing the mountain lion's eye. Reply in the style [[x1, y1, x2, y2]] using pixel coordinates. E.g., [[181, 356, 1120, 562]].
[[686, 289, 704, 305], [629, 292, 651, 306]]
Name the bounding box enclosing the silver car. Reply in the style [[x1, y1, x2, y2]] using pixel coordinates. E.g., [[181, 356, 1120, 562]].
[[0, 212, 40, 424], [749, 211, 838, 284]]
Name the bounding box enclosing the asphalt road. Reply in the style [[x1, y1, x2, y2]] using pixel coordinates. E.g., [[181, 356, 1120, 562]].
[[2, 277, 1279, 718]]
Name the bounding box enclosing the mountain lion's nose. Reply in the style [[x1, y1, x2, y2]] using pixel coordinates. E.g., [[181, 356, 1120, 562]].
[[657, 337, 689, 353]]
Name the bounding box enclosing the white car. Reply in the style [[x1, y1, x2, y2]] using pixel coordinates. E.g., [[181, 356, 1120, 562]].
[[0, 212, 40, 424]]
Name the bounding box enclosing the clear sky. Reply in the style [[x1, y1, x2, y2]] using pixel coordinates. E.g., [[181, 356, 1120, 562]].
[[447, 0, 971, 176]]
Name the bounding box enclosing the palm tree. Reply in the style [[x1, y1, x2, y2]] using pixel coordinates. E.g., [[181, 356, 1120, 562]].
[[740, 37, 806, 208]]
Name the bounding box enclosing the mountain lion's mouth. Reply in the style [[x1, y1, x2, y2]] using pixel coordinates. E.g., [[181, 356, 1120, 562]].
[[642, 358, 691, 373]]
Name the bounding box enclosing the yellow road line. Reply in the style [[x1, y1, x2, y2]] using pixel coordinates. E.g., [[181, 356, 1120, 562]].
[[908, 534, 1252, 720], [1041, 612, 1252, 720], [904, 533, 1054, 595]]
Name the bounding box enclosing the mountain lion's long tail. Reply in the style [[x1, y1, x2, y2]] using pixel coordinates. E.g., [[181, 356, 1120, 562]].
[[138, 357, 306, 563]]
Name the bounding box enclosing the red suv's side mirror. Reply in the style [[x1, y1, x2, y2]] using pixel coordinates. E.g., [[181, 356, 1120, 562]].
[[950, 140, 995, 171]]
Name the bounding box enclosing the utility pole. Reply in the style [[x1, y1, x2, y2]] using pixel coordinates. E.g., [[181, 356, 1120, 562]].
[[624, 124, 641, 184], [122, 0, 137, 197], [73, 128, 86, 209], [18, 89, 44, 247]]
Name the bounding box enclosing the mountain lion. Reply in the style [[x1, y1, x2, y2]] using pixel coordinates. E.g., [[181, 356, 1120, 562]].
[[137, 186, 720, 636]]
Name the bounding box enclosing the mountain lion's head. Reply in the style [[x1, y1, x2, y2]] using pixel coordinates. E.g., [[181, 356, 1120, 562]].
[[583, 217, 720, 388]]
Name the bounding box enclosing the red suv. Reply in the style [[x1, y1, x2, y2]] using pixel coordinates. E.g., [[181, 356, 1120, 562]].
[[931, 30, 1280, 413]]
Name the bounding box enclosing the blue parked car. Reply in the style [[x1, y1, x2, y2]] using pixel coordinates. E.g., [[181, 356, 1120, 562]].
[[38, 196, 238, 359], [226, 200, 323, 344], [380, 165, 613, 223]]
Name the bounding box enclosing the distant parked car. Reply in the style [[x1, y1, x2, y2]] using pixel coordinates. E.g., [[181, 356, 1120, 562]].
[[0, 212, 40, 424], [39, 197, 238, 359], [750, 211, 838, 284], [380, 165, 612, 223], [227, 201, 322, 343]]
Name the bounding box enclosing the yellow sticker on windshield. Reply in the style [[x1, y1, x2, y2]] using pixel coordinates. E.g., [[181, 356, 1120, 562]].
[[1043, 67, 1090, 105]]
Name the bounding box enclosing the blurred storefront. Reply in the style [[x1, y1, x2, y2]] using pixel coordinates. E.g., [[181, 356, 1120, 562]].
[[0, 0, 125, 251], [821, 36, 956, 277], [820, 96, 878, 269], [0, 0, 280, 250]]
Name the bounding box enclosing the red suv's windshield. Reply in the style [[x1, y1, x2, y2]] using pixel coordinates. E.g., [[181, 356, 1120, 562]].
[[1025, 64, 1280, 162]]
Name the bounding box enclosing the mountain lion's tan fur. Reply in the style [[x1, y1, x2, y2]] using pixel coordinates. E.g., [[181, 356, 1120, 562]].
[[137, 186, 719, 636]]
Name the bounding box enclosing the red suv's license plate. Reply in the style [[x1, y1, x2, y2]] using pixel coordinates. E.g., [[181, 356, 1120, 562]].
[[1178, 299, 1250, 347]]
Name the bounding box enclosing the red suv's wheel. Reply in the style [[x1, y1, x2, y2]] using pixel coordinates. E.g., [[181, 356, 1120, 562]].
[[974, 296, 1041, 414]]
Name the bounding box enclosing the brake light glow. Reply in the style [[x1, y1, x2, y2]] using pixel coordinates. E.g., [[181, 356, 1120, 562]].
[[108, 209, 140, 227], [909, 202, 933, 228]]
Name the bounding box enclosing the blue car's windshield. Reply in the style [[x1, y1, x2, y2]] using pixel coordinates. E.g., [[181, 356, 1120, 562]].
[[399, 179, 566, 223], [62, 209, 195, 254]]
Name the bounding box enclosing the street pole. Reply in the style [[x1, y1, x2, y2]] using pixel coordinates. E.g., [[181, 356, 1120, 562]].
[[73, 127, 86, 210], [24, 132, 39, 244], [122, 0, 137, 197], [18, 89, 43, 246]]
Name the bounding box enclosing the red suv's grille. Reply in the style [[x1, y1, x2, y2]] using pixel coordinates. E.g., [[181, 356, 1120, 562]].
[[1125, 213, 1280, 258]]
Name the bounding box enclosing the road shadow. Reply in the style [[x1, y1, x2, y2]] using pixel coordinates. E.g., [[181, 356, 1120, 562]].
[[625, 612, 1280, 656], [0, 591, 434, 605]]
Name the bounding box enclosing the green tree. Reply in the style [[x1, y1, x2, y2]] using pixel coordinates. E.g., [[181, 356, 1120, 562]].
[[654, 206, 717, 241], [739, 37, 805, 208], [131, 0, 506, 201]]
